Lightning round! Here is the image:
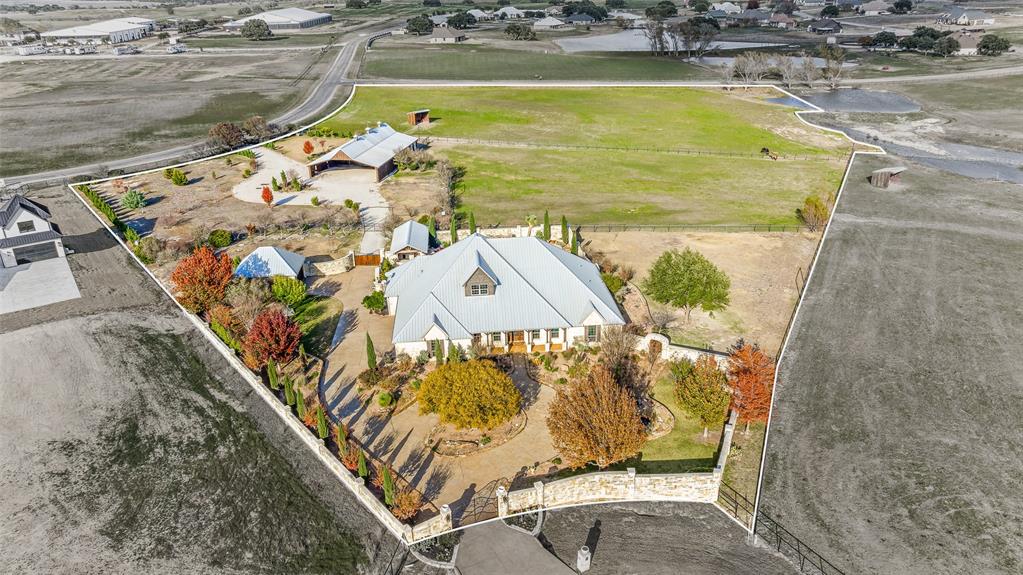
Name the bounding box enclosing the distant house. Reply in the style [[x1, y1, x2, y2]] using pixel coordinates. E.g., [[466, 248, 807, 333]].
[[835, 0, 863, 9], [0, 194, 65, 268], [711, 2, 742, 13], [769, 12, 797, 28], [234, 246, 306, 279], [388, 220, 431, 261], [534, 16, 568, 29], [495, 6, 525, 19], [429, 14, 450, 27], [807, 18, 842, 34], [384, 234, 624, 356], [706, 9, 730, 20], [0, 27, 39, 46], [224, 8, 332, 31], [950, 29, 980, 55], [857, 0, 889, 15], [728, 9, 771, 26], [936, 7, 994, 26], [467, 9, 492, 21], [544, 5, 564, 15], [306, 122, 418, 182], [429, 28, 467, 43], [565, 13, 596, 25]]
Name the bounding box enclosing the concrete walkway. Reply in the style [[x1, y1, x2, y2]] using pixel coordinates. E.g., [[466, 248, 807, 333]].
[[455, 520, 574, 575]]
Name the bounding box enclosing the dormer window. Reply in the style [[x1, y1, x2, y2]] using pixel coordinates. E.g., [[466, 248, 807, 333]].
[[17, 220, 35, 233], [470, 283, 490, 296]]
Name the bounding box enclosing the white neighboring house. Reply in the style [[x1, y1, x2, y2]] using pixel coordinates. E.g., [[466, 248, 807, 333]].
[[950, 30, 980, 55], [429, 28, 468, 43], [429, 14, 450, 27], [234, 246, 307, 279], [467, 8, 493, 21], [306, 122, 418, 181], [496, 6, 526, 18], [384, 233, 625, 357], [224, 8, 332, 31], [936, 7, 994, 27], [0, 194, 66, 268], [40, 17, 154, 44], [388, 220, 431, 262], [711, 2, 742, 14], [857, 0, 890, 16], [534, 16, 568, 30]]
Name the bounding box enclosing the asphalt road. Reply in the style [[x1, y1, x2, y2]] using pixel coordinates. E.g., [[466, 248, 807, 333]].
[[3, 22, 396, 187]]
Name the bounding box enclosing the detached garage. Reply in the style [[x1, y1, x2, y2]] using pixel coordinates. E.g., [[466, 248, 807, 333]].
[[0, 194, 65, 268], [306, 122, 418, 182]]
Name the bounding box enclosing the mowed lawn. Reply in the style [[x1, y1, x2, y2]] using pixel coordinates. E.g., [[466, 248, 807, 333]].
[[362, 45, 714, 82], [319, 87, 848, 224]]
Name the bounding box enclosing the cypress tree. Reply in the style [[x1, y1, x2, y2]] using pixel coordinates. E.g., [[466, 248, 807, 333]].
[[571, 229, 579, 255], [428, 217, 436, 242], [433, 340, 444, 362], [448, 342, 460, 363], [469, 212, 477, 234], [316, 405, 328, 439], [357, 450, 368, 478], [382, 466, 395, 506], [295, 389, 306, 419], [267, 359, 279, 391], [543, 209, 551, 240], [284, 376, 295, 405], [335, 423, 348, 454], [280, 170, 288, 187], [561, 215, 569, 244], [450, 220, 458, 244], [366, 333, 377, 371]]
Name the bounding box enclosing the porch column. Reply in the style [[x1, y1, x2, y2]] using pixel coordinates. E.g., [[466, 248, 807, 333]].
[[502, 332, 509, 352], [544, 328, 551, 352], [523, 330, 529, 352]]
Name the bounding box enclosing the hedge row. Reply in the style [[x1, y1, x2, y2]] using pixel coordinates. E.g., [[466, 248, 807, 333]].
[[76, 184, 126, 234]]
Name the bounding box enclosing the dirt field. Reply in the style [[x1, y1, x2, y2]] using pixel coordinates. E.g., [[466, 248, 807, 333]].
[[582, 231, 817, 354], [0, 185, 409, 574], [0, 49, 338, 177], [759, 156, 1023, 575]]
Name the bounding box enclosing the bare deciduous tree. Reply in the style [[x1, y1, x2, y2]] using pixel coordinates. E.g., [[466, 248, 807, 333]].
[[800, 52, 818, 87], [776, 55, 797, 88], [819, 45, 845, 90], [733, 51, 772, 86], [643, 20, 668, 55]]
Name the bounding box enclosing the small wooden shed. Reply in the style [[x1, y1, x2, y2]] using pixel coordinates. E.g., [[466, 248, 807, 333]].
[[869, 166, 907, 188], [407, 109, 430, 127]]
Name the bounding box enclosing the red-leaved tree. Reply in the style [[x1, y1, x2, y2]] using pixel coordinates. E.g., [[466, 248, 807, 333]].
[[170, 245, 233, 314], [302, 140, 314, 155], [244, 308, 301, 365], [727, 340, 776, 432], [261, 185, 274, 208]]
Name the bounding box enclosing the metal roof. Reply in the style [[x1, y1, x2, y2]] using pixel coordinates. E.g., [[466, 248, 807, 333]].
[[0, 229, 61, 249], [0, 194, 51, 227], [234, 246, 306, 278], [534, 16, 566, 26], [40, 17, 153, 37], [390, 220, 430, 254], [226, 8, 330, 27], [385, 234, 624, 344], [307, 123, 417, 169]]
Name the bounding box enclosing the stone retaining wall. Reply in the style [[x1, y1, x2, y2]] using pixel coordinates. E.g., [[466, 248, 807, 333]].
[[637, 333, 730, 368], [497, 411, 739, 518], [304, 251, 354, 276]]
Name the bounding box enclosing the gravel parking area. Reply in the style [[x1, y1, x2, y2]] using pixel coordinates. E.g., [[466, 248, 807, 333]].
[[760, 156, 1023, 575]]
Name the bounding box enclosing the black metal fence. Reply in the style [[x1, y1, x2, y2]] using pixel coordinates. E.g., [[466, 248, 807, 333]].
[[577, 223, 809, 233], [718, 482, 847, 575]]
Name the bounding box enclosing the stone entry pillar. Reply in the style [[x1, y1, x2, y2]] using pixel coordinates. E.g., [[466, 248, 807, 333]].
[[496, 486, 508, 517]]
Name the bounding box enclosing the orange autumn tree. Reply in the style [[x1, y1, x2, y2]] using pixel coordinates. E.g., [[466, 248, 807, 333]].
[[727, 340, 776, 433], [244, 308, 301, 365], [170, 245, 233, 314], [547, 364, 646, 469], [261, 185, 274, 208], [302, 140, 314, 155]]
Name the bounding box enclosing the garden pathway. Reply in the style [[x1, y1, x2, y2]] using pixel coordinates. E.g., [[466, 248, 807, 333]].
[[230, 148, 389, 253], [322, 326, 559, 520]]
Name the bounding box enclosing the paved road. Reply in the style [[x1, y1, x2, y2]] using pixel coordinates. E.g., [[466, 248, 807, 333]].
[[4, 22, 397, 187]]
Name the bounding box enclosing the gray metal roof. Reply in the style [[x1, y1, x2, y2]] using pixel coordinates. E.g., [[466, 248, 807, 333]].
[[234, 246, 305, 278], [307, 123, 417, 170], [0, 229, 61, 249], [390, 220, 430, 254], [0, 194, 51, 227], [385, 234, 624, 344]]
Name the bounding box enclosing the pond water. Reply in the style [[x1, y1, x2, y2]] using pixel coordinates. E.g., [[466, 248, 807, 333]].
[[797, 89, 921, 113]]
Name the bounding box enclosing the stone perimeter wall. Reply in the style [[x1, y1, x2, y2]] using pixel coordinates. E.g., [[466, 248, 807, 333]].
[[497, 410, 738, 519]]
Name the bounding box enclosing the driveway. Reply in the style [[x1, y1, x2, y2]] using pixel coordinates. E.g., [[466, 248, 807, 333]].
[[0, 257, 81, 314], [231, 148, 389, 253]]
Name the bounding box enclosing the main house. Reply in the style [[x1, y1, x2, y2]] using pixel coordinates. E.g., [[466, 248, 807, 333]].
[[0, 194, 65, 268], [384, 233, 624, 356]]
